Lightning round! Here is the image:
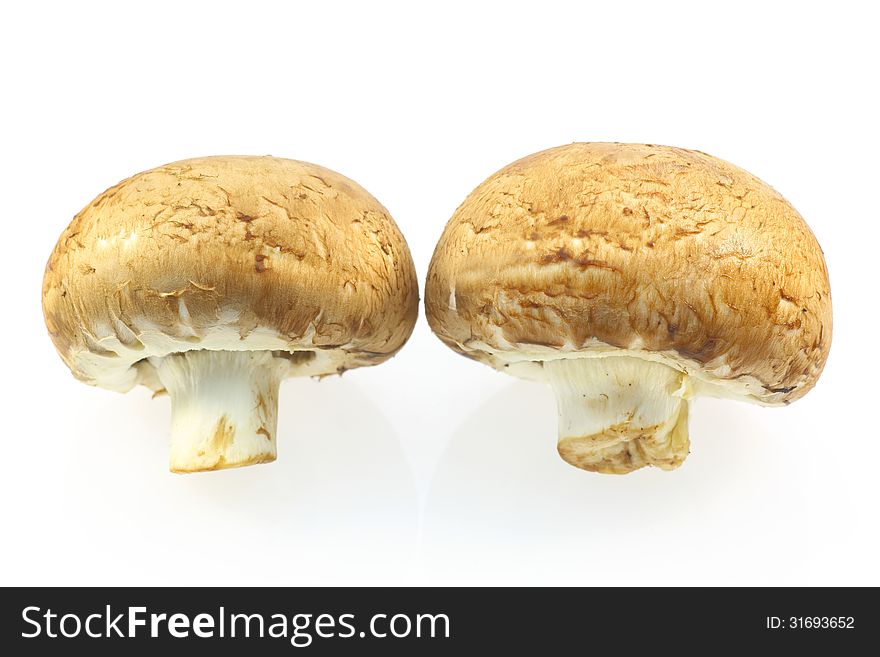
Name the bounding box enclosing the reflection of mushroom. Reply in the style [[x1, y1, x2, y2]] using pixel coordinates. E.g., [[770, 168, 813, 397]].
[[426, 143, 832, 474], [43, 156, 418, 473]]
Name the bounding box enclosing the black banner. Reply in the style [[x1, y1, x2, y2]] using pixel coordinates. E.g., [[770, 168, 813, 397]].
[[0, 587, 874, 653]]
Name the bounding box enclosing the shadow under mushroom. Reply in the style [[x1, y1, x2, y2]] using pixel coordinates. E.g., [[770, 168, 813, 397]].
[[420, 379, 797, 584], [57, 375, 419, 585]]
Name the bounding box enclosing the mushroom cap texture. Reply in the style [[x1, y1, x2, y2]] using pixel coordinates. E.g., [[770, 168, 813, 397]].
[[43, 156, 419, 391], [426, 143, 831, 404]]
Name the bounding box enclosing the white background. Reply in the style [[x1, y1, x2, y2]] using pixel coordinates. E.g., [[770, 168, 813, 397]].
[[2, 1, 877, 586]]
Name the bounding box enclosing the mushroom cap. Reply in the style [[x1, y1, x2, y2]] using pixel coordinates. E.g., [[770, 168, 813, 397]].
[[43, 156, 419, 392], [426, 143, 831, 405]]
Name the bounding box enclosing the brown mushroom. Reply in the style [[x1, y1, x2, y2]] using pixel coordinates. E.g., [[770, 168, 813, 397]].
[[43, 156, 418, 473], [426, 143, 831, 474]]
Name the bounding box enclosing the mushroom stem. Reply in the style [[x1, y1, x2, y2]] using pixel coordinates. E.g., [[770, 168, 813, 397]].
[[543, 356, 693, 474], [152, 350, 289, 473]]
